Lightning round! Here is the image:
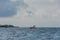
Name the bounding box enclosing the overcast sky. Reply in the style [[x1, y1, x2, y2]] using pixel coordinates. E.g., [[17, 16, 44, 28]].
[[0, 0, 60, 27]]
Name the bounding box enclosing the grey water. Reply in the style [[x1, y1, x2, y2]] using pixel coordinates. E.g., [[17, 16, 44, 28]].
[[0, 27, 60, 40]]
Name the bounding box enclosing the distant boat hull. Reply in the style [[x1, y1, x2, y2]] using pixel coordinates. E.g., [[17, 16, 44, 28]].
[[30, 25, 36, 29]]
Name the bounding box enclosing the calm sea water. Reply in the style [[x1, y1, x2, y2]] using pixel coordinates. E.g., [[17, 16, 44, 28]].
[[0, 27, 60, 40]]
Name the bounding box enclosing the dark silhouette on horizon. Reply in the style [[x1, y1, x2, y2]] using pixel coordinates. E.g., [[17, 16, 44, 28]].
[[0, 25, 14, 28]]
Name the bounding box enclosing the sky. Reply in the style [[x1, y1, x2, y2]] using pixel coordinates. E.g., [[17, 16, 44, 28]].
[[0, 0, 60, 27]]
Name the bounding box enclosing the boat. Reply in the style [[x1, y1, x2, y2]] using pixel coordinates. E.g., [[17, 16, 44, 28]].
[[30, 25, 36, 29]]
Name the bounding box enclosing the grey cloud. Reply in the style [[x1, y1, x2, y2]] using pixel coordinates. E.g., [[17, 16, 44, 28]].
[[0, 0, 24, 17]]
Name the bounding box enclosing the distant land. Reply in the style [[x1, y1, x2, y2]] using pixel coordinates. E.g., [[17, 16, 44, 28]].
[[0, 24, 15, 28]]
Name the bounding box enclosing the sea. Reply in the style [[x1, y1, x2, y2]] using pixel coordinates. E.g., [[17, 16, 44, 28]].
[[0, 27, 60, 40]]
